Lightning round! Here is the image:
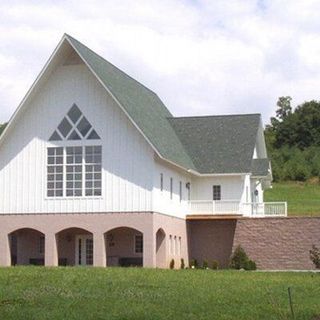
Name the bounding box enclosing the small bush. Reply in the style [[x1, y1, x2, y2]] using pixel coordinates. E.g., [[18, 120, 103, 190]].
[[230, 245, 257, 271], [211, 260, 219, 270], [310, 245, 320, 269], [180, 258, 185, 269], [169, 259, 175, 269], [202, 260, 208, 269], [244, 260, 257, 271], [189, 259, 198, 269]]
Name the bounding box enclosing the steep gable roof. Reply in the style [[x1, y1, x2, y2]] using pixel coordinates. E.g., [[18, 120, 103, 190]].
[[1, 34, 266, 175], [168, 114, 261, 174], [65, 35, 196, 171]]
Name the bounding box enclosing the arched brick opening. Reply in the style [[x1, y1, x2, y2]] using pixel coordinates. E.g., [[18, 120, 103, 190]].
[[105, 227, 143, 267], [9, 228, 45, 266], [156, 228, 166, 268], [55, 227, 93, 266]]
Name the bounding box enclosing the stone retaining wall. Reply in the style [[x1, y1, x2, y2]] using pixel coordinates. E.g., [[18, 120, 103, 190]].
[[188, 217, 320, 270]]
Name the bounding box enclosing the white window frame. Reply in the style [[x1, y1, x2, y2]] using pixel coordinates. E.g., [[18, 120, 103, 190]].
[[213, 185, 221, 201], [134, 234, 143, 254], [46, 143, 103, 200], [39, 236, 45, 255]]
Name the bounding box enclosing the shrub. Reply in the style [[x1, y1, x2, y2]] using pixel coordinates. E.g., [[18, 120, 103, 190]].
[[244, 259, 257, 271], [211, 260, 219, 270], [189, 259, 198, 269], [310, 245, 320, 269], [230, 245, 257, 271], [180, 258, 185, 269], [202, 260, 208, 269], [169, 259, 175, 269]]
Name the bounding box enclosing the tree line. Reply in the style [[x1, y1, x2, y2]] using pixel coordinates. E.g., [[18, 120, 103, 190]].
[[265, 97, 320, 181]]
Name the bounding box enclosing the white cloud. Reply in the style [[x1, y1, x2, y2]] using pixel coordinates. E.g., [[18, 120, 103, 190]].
[[1, 0, 320, 124]]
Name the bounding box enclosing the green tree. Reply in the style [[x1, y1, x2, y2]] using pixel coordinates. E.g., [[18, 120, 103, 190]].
[[0, 123, 7, 136]]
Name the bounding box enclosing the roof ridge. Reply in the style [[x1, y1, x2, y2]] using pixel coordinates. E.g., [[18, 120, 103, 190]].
[[168, 113, 261, 120], [65, 34, 159, 98]]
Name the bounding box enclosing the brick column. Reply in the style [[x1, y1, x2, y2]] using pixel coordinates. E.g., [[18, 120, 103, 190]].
[[0, 233, 11, 266], [45, 232, 58, 267], [143, 228, 156, 268], [93, 232, 106, 267]]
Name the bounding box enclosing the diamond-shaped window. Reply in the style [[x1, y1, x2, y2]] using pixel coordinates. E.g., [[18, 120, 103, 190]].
[[49, 104, 100, 141], [68, 104, 82, 124], [58, 118, 72, 138], [77, 116, 92, 138], [49, 130, 62, 141]]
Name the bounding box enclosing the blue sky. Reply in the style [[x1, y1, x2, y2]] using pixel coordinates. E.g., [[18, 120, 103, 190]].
[[1, 0, 320, 124]]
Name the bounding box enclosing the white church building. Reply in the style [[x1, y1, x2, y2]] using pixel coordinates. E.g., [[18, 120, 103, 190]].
[[0, 34, 286, 268]]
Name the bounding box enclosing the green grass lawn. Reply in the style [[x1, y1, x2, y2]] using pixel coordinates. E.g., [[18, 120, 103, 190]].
[[265, 182, 320, 216], [0, 267, 319, 320]]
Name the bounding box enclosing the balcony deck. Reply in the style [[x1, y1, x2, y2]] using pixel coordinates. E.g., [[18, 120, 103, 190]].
[[186, 214, 243, 220], [188, 200, 287, 217]]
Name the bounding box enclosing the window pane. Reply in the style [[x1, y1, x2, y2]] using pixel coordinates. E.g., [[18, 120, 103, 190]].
[[87, 129, 100, 140], [77, 116, 92, 137], [66, 147, 83, 197], [67, 104, 82, 124], [68, 130, 81, 140], [213, 185, 221, 200], [85, 145, 102, 197], [135, 235, 143, 253], [48, 148, 55, 156], [47, 147, 64, 198], [58, 117, 72, 138], [86, 189, 93, 196]]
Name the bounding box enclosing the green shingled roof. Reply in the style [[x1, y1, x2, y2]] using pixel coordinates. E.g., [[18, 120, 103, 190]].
[[168, 114, 261, 174], [66, 35, 265, 175], [251, 158, 270, 177], [66, 35, 196, 171]]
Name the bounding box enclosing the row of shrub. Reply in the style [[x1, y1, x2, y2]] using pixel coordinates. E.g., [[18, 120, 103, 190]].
[[169, 244, 320, 270], [270, 146, 320, 181], [169, 245, 257, 271]]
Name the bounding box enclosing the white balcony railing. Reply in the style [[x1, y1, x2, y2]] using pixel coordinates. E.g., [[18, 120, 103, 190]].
[[189, 200, 287, 217]]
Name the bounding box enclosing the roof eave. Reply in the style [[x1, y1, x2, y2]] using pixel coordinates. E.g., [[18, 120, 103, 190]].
[[187, 169, 248, 177]]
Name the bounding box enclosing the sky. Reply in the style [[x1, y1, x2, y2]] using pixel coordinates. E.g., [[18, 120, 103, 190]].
[[1, 0, 320, 124]]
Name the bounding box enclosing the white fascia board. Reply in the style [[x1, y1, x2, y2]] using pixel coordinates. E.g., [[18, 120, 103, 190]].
[[187, 169, 248, 177]]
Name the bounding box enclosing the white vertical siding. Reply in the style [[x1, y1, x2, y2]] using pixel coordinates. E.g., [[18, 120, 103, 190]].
[[192, 175, 245, 201], [152, 159, 191, 218], [0, 63, 154, 214]]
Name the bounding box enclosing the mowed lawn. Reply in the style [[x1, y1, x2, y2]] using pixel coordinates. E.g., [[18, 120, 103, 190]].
[[0, 268, 319, 320], [265, 182, 320, 216]]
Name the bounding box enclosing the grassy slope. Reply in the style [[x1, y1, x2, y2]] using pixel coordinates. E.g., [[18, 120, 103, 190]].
[[0, 267, 319, 320], [265, 182, 320, 216]]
